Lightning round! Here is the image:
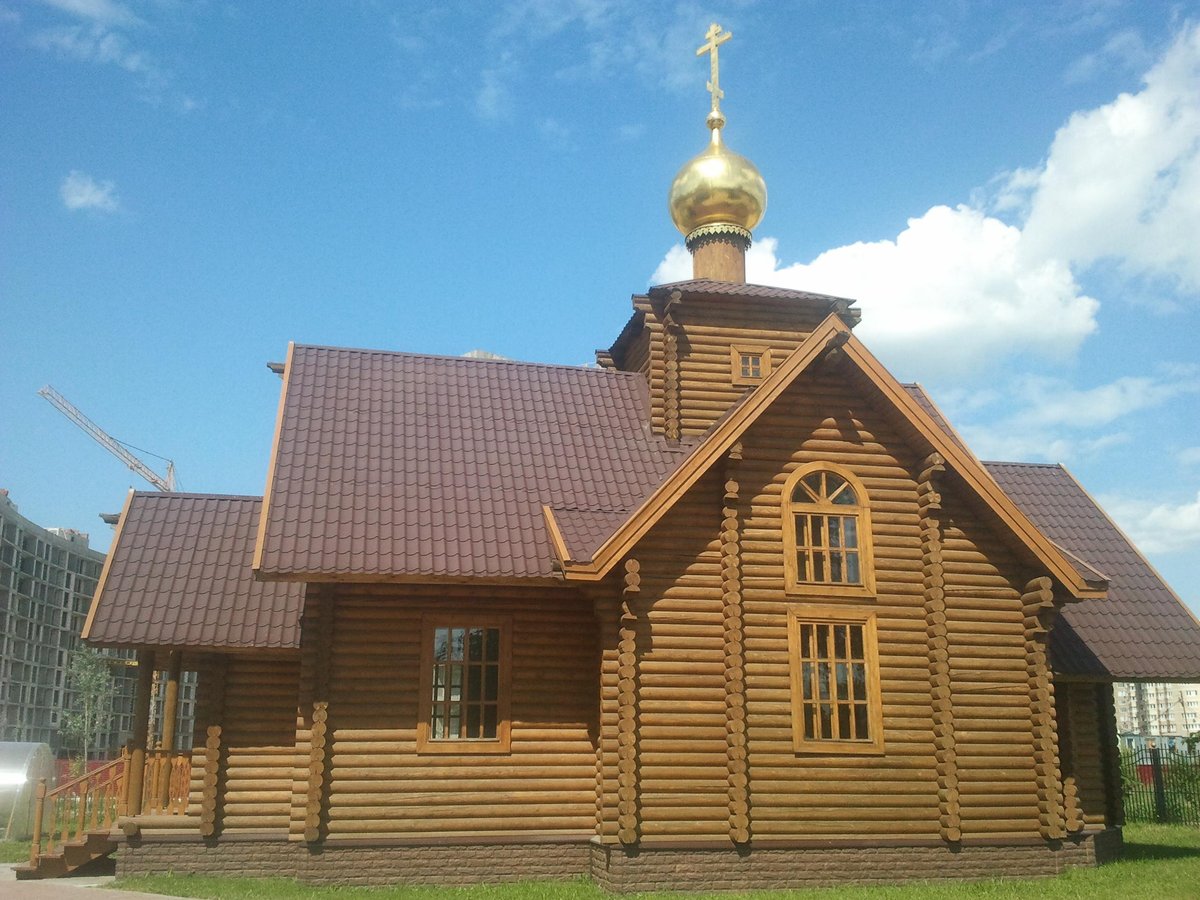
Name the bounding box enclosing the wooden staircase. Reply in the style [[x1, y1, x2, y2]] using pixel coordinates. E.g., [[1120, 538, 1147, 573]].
[[15, 747, 190, 879], [16, 830, 118, 879]]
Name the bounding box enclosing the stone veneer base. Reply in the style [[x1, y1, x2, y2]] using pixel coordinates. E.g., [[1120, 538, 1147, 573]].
[[115, 830, 1121, 890]]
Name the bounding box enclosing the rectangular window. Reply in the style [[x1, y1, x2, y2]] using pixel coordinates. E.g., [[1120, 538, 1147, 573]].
[[417, 616, 511, 754], [794, 512, 862, 585], [730, 344, 773, 385], [787, 608, 883, 754]]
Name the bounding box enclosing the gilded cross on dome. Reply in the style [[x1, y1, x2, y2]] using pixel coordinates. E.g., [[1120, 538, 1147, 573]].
[[696, 22, 732, 125]]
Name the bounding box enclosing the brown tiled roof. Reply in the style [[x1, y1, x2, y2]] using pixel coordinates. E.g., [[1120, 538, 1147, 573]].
[[549, 506, 633, 563], [85, 493, 304, 649], [256, 346, 690, 580], [986, 462, 1200, 680]]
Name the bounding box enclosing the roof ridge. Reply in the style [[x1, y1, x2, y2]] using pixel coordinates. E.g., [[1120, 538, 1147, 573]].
[[133, 491, 263, 502], [293, 343, 638, 376], [982, 461, 1066, 470], [645, 279, 857, 304]]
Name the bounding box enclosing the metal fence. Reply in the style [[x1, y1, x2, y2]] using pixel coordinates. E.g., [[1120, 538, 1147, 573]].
[[1122, 744, 1200, 825]]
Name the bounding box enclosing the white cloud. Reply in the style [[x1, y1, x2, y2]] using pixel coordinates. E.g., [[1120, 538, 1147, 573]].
[[471, 2, 720, 120], [1064, 27, 1152, 83], [32, 22, 153, 77], [537, 117, 574, 150], [654, 207, 1100, 377], [1016, 371, 1200, 428], [60, 170, 120, 212], [475, 64, 514, 120], [939, 368, 1197, 462], [1101, 490, 1200, 555], [36, 0, 139, 27], [1014, 24, 1200, 291]]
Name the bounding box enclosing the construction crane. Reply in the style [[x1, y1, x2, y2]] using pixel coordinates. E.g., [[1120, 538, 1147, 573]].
[[38, 385, 178, 492]]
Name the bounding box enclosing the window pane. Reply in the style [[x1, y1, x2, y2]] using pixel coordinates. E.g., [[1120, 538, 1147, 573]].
[[468, 627, 484, 662], [829, 517, 841, 548], [467, 664, 481, 701], [466, 705, 481, 738], [432, 712, 445, 739], [803, 703, 816, 739], [835, 661, 849, 698], [846, 552, 861, 585], [802, 661, 815, 701], [448, 708, 461, 738], [434, 628, 449, 662], [813, 551, 826, 582], [832, 484, 857, 505], [854, 704, 869, 739], [818, 662, 831, 700], [850, 627, 864, 660], [450, 664, 463, 701], [844, 517, 858, 547], [803, 472, 823, 495], [485, 628, 500, 661], [484, 664, 498, 701], [825, 474, 845, 499], [819, 704, 833, 738], [812, 517, 824, 547], [837, 704, 851, 739], [483, 705, 498, 739], [834, 627, 847, 661], [830, 552, 843, 582], [450, 628, 465, 661]]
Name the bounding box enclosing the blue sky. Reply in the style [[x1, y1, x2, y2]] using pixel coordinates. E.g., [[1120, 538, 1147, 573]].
[[2, 1, 1198, 611]]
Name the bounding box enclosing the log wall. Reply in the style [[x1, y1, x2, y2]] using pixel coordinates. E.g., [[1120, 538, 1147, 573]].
[[190, 652, 299, 834], [1056, 682, 1117, 831], [318, 586, 598, 839], [610, 360, 1053, 843], [623, 293, 832, 437], [222, 655, 300, 832]]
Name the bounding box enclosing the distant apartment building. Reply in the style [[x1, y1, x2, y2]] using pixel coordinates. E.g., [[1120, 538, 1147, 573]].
[[0, 489, 194, 755], [1114, 681, 1200, 744]]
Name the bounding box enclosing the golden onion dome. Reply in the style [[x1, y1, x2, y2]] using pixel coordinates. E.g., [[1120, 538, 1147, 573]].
[[668, 112, 767, 240]]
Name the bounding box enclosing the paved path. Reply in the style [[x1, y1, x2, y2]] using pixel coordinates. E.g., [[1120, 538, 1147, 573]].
[[0, 864, 186, 899]]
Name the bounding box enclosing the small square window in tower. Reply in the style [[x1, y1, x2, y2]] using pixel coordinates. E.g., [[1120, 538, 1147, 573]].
[[730, 344, 773, 385]]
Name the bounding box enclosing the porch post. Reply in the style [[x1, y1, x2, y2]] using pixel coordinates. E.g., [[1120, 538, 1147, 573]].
[[126, 648, 155, 815], [158, 650, 182, 809]]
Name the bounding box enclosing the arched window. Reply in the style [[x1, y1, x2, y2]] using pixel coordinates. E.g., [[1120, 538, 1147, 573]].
[[784, 464, 874, 595]]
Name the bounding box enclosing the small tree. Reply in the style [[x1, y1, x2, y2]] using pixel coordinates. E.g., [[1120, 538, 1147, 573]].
[[59, 646, 116, 768]]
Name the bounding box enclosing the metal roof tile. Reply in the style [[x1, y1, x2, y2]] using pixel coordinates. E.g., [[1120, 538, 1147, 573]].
[[87, 493, 304, 649]]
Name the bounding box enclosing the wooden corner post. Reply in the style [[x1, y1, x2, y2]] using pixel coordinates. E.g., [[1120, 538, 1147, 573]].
[[616, 558, 641, 845], [199, 657, 227, 837], [304, 589, 335, 843], [722, 444, 750, 843], [918, 452, 960, 843], [1022, 576, 1066, 840]]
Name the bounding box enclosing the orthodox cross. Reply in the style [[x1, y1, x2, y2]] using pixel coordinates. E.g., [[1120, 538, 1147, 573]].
[[696, 23, 732, 116]]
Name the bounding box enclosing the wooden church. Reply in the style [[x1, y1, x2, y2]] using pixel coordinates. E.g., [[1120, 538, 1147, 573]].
[[50, 23, 1200, 891]]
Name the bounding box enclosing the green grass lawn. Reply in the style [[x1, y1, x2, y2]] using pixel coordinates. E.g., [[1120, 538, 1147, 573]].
[[110, 825, 1200, 899], [0, 839, 32, 863]]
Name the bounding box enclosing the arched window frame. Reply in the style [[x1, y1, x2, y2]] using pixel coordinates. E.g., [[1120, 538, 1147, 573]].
[[782, 462, 876, 598]]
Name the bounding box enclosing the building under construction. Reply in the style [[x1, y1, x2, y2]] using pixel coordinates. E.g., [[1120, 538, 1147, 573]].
[[0, 489, 172, 755]]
